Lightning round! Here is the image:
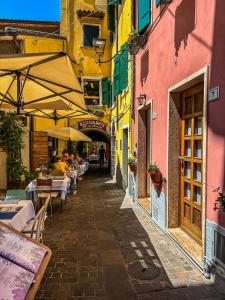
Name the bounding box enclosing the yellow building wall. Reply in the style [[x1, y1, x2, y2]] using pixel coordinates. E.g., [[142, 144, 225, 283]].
[[60, 0, 112, 127], [23, 36, 66, 53], [111, 0, 133, 177], [61, 0, 111, 78]]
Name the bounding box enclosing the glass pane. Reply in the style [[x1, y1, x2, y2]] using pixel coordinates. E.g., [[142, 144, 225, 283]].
[[185, 96, 192, 115], [184, 182, 191, 200], [193, 185, 201, 205], [194, 117, 202, 135], [184, 203, 191, 221], [184, 140, 191, 157], [185, 119, 192, 136], [194, 140, 202, 158], [194, 163, 201, 182], [184, 161, 191, 178], [193, 208, 201, 228], [194, 92, 203, 113]]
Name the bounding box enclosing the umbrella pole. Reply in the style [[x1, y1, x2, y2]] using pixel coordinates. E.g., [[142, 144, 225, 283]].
[[16, 71, 21, 115]]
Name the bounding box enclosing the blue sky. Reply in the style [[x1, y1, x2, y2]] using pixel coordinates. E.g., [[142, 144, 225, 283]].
[[0, 0, 60, 21]]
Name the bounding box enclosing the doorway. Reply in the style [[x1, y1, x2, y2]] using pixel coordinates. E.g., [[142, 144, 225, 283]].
[[180, 84, 203, 243], [122, 127, 128, 189], [137, 104, 152, 211]]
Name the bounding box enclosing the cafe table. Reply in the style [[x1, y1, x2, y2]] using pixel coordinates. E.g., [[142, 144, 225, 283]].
[[26, 176, 71, 201], [79, 162, 89, 176], [0, 200, 35, 232]]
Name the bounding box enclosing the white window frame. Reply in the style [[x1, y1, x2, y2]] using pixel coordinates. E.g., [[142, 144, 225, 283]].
[[82, 76, 102, 105], [81, 23, 101, 48]]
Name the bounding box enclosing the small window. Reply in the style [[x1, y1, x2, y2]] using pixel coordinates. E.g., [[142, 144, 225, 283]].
[[83, 79, 100, 105], [83, 24, 100, 47], [215, 231, 225, 266]]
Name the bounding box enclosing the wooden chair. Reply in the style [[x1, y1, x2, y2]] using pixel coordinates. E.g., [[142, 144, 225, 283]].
[[35, 178, 59, 216], [22, 195, 50, 242]]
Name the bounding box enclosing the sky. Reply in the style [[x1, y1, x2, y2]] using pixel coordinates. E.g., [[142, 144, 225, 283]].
[[0, 0, 60, 22]]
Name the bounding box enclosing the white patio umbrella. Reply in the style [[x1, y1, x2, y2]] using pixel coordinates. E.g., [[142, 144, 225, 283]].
[[43, 127, 92, 142], [0, 52, 86, 114]]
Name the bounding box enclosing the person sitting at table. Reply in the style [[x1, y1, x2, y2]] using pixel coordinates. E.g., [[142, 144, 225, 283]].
[[75, 152, 83, 165], [54, 156, 70, 173], [67, 153, 75, 166]]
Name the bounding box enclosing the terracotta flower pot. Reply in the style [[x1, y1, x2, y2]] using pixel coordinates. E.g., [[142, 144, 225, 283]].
[[150, 171, 162, 184], [129, 162, 137, 172]]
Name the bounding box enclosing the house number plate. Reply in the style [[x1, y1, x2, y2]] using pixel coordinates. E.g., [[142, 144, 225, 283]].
[[208, 86, 219, 102]]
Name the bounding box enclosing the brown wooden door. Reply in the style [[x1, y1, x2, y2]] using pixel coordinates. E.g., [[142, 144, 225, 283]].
[[180, 85, 203, 243], [31, 132, 49, 172]]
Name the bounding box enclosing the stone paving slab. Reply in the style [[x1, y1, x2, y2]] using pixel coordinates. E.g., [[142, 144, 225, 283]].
[[36, 168, 225, 300]]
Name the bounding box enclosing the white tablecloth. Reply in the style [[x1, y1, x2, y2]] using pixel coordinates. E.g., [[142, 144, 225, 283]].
[[0, 200, 35, 232], [79, 163, 89, 176], [26, 177, 71, 201], [89, 154, 98, 162]]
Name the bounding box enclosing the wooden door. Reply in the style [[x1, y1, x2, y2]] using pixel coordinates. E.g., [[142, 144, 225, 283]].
[[31, 132, 49, 172], [146, 107, 151, 197], [181, 85, 204, 243]]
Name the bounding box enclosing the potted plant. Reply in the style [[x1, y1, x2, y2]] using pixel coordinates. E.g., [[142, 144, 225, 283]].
[[128, 157, 137, 173], [213, 188, 225, 212], [126, 31, 145, 55], [146, 162, 162, 184]]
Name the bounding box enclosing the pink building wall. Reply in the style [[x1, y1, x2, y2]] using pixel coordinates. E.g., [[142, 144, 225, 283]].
[[134, 0, 225, 227]]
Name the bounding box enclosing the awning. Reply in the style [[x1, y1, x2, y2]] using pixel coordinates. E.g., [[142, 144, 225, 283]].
[[0, 52, 86, 113], [43, 127, 92, 142]]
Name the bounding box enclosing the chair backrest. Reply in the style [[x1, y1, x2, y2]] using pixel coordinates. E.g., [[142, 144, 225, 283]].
[[31, 195, 50, 241], [5, 189, 27, 202], [36, 178, 53, 189]]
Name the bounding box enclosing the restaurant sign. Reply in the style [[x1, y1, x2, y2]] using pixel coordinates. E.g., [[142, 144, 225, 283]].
[[78, 120, 107, 131]]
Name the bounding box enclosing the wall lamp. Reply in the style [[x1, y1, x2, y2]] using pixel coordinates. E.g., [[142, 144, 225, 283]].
[[137, 93, 147, 106], [93, 38, 106, 64]]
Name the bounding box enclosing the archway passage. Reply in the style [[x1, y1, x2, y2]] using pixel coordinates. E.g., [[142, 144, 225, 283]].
[[78, 129, 111, 173]]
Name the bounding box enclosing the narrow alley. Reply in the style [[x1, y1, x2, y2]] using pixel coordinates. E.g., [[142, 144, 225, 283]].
[[36, 167, 224, 300]]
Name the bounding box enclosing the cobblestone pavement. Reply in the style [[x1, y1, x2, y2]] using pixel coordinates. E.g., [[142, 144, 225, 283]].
[[36, 167, 225, 300]]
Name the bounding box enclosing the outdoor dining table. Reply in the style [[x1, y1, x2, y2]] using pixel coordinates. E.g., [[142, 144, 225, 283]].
[[0, 200, 35, 232], [26, 176, 71, 201], [79, 162, 89, 176]]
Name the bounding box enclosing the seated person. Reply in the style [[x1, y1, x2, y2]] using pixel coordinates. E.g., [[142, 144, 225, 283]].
[[75, 152, 83, 165], [67, 153, 75, 166], [62, 152, 71, 166], [54, 156, 70, 173]]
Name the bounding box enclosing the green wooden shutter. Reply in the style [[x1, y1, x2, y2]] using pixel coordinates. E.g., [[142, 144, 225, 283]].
[[107, 0, 115, 31], [120, 44, 128, 91], [109, 0, 122, 5], [102, 78, 110, 105], [156, 0, 161, 7], [113, 54, 120, 96], [138, 0, 151, 32], [108, 78, 112, 107]]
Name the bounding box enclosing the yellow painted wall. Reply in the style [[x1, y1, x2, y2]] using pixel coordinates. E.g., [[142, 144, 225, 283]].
[[61, 0, 111, 78], [111, 0, 133, 177], [23, 36, 66, 53], [60, 0, 112, 127]]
